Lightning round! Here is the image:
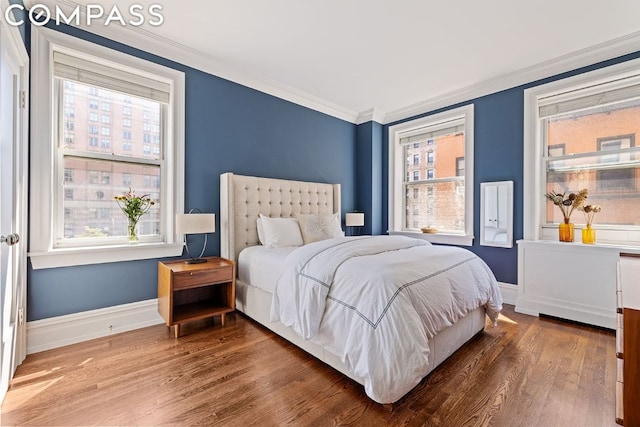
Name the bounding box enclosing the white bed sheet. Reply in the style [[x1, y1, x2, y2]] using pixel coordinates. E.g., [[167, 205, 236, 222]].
[[237, 246, 294, 293]]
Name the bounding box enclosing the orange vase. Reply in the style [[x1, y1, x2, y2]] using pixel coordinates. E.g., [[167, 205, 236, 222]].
[[582, 225, 596, 244], [559, 223, 574, 242]]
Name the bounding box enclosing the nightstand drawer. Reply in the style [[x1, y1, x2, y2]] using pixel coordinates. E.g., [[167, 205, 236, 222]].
[[173, 266, 233, 290]]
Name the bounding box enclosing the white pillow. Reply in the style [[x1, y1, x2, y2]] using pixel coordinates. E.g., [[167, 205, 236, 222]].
[[296, 213, 343, 244], [256, 217, 265, 245], [258, 214, 304, 248]]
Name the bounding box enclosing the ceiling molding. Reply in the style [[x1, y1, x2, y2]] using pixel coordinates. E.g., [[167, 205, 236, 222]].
[[382, 30, 640, 125], [355, 108, 385, 125], [27, 0, 359, 123], [26, 1, 640, 126]]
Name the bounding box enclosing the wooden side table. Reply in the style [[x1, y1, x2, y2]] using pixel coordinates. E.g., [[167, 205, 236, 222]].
[[158, 257, 235, 338]]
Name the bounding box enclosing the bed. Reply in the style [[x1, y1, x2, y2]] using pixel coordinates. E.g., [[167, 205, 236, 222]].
[[220, 172, 503, 404]]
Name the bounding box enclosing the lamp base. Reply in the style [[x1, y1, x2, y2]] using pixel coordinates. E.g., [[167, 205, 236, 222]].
[[184, 258, 207, 264]]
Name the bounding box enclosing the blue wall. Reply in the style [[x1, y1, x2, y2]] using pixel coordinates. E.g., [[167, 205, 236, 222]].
[[24, 19, 640, 320], [27, 24, 356, 321], [379, 52, 640, 285]]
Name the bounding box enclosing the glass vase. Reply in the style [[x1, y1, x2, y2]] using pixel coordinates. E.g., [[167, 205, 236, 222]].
[[582, 225, 596, 244], [127, 219, 139, 243], [559, 222, 574, 242]]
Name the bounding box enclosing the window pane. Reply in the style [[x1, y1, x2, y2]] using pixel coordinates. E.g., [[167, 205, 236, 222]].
[[61, 156, 161, 239], [60, 79, 161, 160], [402, 131, 465, 232], [544, 100, 640, 227]]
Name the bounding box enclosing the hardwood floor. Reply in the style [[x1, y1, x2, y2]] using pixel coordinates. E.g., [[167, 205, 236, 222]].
[[1, 305, 616, 426]]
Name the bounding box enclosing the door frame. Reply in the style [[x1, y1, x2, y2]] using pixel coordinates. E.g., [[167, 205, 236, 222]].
[[0, 0, 29, 402]]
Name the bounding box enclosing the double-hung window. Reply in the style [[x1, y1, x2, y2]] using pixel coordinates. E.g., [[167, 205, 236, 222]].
[[29, 28, 185, 269], [388, 104, 474, 246], [524, 58, 640, 245]]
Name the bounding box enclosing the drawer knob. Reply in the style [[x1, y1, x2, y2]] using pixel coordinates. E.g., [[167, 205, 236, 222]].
[[190, 272, 193, 276]]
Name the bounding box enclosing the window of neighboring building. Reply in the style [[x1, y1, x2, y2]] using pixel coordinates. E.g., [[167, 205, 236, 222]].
[[524, 58, 640, 244], [413, 154, 419, 165], [29, 27, 185, 269], [388, 104, 474, 246]]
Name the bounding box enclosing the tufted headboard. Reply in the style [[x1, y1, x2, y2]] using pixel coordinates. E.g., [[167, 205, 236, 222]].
[[220, 172, 341, 262]]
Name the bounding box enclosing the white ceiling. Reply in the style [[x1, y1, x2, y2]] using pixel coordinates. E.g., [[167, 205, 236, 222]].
[[28, 0, 640, 123]]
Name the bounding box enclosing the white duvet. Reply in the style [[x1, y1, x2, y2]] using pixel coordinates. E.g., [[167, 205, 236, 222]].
[[271, 235, 503, 404]]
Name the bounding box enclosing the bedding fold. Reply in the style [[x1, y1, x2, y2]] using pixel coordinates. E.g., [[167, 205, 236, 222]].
[[271, 235, 503, 403]]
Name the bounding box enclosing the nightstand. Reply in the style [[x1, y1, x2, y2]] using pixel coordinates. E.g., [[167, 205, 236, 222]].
[[158, 257, 235, 338]]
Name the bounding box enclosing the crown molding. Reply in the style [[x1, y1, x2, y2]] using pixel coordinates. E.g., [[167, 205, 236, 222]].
[[383, 30, 640, 125], [26, 0, 359, 123], [355, 108, 385, 125], [25, 1, 640, 127]]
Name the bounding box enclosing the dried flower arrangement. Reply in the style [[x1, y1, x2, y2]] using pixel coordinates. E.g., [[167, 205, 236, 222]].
[[544, 189, 588, 224]]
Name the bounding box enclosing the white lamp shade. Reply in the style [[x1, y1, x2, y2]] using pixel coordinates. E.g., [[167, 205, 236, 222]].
[[345, 212, 365, 227], [176, 213, 216, 234]]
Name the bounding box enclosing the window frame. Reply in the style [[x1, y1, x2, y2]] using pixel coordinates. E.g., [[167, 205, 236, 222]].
[[388, 104, 475, 246], [29, 27, 185, 269], [523, 57, 640, 245]]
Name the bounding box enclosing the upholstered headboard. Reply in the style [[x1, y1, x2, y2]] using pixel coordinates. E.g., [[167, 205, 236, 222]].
[[220, 173, 341, 262]]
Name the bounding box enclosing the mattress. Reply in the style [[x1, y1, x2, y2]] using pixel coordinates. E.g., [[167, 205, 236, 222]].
[[237, 245, 294, 293]]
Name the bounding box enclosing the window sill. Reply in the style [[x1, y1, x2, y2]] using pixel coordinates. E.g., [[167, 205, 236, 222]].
[[29, 242, 184, 269], [389, 230, 474, 246]]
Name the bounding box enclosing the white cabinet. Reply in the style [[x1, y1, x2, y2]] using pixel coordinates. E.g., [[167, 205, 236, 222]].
[[516, 240, 625, 329]]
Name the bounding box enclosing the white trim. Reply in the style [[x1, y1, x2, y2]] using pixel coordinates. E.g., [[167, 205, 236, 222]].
[[26, 299, 164, 354], [523, 56, 640, 244], [29, 243, 183, 270], [28, 27, 185, 269], [22, 2, 640, 125], [387, 105, 474, 245], [498, 282, 518, 306], [356, 108, 385, 125]]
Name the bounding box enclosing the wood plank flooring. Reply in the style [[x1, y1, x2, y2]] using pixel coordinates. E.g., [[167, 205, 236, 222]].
[[1, 305, 617, 426]]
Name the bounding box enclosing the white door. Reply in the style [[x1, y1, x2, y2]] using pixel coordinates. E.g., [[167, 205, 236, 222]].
[[0, 16, 28, 403]]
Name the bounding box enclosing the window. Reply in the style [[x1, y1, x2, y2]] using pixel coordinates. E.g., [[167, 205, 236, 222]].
[[524, 58, 640, 245], [29, 27, 185, 269], [89, 112, 98, 122], [143, 145, 151, 154], [65, 107, 74, 117], [413, 154, 419, 165], [64, 168, 73, 183], [123, 106, 131, 116], [123, 142, 132, 151], [123, 118, 131, 127], [388, 104, 474, 246]]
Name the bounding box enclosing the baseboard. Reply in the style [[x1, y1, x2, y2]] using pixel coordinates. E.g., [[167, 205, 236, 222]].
[[26, 299, 164, 354], [498, 282, 517, 306]]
